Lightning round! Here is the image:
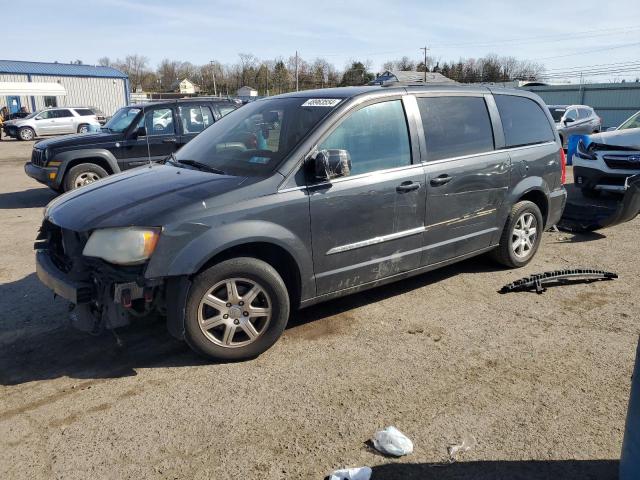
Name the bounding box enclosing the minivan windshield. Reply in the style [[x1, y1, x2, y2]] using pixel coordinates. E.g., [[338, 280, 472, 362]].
[[174, 97, 339, 177], [102, 107, 142, 133], [548, 107, 566, 122]]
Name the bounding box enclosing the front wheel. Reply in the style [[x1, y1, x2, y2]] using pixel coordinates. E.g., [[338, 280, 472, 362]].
[[492, 201, 544, 268], [77, 124, 90, 134], [184, 257, 290, 361], [18, 127, 35, 141], [63, 163, 108, 191]]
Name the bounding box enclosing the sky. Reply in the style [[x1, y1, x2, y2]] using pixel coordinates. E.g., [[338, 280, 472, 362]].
[[3, 0, 640, 82]]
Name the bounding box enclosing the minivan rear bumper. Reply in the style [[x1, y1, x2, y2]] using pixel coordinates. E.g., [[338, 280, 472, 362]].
[[547, 187, 567, 227]]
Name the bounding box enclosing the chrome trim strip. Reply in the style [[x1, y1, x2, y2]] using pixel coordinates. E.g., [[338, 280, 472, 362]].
[[326, 226, 425, 255], [426, 208, 497, 229]]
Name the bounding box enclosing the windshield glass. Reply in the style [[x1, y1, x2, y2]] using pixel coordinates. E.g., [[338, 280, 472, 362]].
[[175, 97, 339, 177], [619, 111, 640, 130], [103, 107, 142, 132], [548, 107, 566, 122], [23, 111, 39, 119]]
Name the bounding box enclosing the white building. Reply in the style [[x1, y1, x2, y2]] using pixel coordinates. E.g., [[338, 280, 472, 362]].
[[0, 60, 129, 116], [237, 86, 258, 97], [171, 78, 200, 94]]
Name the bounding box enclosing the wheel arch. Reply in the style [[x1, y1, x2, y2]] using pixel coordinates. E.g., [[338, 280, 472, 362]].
[[54, 149, 120, 186], [517, 189, 549, 226]]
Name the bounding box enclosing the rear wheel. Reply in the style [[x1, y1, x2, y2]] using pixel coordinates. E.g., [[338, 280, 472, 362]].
[[492, 201, 543, 268], [63, 163, 108, 191], [18, 127, 35, 141], [184, 257, 290, 361]]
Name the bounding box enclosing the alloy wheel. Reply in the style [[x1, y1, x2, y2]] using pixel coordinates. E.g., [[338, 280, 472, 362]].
[[511, 212, 537, 259], [74, 172, 100, 188], [197, 277, 272, 348]]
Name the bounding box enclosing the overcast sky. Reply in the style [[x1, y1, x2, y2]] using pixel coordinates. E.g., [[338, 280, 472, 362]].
[[5, 0, 640, 81]]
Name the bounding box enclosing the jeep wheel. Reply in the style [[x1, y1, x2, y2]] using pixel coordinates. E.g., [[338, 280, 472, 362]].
[[184, 257, 290, 361], [18, 127, 35, 141], [77, 124, 90, 134], [63, 163, 108, 191], [492, 201, 543, 268]]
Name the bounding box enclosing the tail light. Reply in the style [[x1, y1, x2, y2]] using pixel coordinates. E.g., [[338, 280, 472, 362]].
[[560, 147, 566, 184]]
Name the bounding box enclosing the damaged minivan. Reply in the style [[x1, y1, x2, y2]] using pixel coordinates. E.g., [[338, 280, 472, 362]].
[[35, 85, 567, 360]]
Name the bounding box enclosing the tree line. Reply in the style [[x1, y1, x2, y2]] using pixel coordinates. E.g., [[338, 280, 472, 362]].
[[97, 53, 545, 95]]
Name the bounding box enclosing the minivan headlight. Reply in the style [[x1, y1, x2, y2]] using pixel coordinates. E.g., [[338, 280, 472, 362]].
[[83, 227, 160, 265]]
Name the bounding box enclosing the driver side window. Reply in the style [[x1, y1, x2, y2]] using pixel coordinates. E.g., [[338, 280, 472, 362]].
[[318, 100, 411, 176]]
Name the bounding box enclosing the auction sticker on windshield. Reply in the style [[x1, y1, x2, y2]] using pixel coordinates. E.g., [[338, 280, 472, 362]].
[[301, 99, 341, 107]]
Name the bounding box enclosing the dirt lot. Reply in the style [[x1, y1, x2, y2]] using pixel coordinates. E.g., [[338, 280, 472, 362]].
[[0, 138, 637, 479]]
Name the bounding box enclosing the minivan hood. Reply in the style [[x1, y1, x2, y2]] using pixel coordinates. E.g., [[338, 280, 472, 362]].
[[45, 164, 250, 231], [36, 131, 121, 149]]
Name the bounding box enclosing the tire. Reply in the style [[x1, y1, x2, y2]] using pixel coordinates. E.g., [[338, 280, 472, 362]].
[[581, 187, 600, 198], [63, 163, 108, 191], [492, 201, 544, 268], [77, 124, 90, 134], [18, 127, 35, 141], [184, 257, 290, 361]]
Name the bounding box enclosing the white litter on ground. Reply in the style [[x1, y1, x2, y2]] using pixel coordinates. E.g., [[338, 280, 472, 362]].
[[328, 466, 372, 480], [372, 426, 414, 456], [448, 433, 476, 462]]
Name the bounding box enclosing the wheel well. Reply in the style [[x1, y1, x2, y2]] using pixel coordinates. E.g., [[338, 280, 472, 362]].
[[197, 242, 302, 308], [518, 190, 549, 226], [64, 157, 115, 176]]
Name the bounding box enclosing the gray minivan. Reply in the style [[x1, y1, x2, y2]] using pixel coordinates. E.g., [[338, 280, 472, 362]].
[[35, 85, 567, 360]]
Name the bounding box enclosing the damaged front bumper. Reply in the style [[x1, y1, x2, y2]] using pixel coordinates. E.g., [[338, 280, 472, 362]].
[[34, 220, 168, 334]]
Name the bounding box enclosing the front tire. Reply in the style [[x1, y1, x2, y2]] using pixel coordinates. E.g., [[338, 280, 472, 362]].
[[492, 201, 543, 268], [63, 163, 108, 191], [77, 124, 90, 134], [184, 257, 290, 361], [18, 127, 35, 141]]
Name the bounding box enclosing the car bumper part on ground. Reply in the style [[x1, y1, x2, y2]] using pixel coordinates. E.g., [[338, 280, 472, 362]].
[[35, 250, 93, 304], [24, 162, 59, 188], [573, 165, 637, 192]]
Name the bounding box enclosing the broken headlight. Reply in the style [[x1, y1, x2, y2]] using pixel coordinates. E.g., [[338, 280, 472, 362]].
[[576, 139, 597, 160], [83, 227, 160, 265]]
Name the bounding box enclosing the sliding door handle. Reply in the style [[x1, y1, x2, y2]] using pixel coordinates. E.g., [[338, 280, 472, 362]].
[[396, 181, 421, 193], [430, 175, 452, 186]]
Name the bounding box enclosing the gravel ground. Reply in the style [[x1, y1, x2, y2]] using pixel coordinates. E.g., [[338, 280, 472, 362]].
[[0, 138, 637, 479]]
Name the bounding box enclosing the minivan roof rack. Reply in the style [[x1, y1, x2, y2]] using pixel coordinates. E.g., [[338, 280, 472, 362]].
[[379, 80, 461, 88]]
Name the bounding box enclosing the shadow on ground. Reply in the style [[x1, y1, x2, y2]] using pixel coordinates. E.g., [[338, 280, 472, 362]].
[[0, 187, 56, 209], [0, 256, 504, 385], [369, 459, 618, 480]]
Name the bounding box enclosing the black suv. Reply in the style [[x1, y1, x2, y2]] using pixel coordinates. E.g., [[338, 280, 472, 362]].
[[24, 98, 238, 192], [34, 85, 567, 360]]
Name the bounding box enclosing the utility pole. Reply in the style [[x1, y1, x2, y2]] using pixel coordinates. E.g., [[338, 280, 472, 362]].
[[295, 51, 299, 91], [420, 45, 430, 82], [209, 60, 217, 97]]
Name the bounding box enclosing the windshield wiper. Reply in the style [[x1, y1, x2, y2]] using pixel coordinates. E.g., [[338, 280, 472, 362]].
[[176, 159, 226, 175]]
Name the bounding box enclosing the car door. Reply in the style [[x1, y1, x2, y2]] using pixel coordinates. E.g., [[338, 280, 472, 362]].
[[308, 97, 426, 295], [416, 94, 510, 265], [33, 110, 56, 135], [118, 106, 180, 169], [177, 104, 215, 148], [52, 109, 76, 134]]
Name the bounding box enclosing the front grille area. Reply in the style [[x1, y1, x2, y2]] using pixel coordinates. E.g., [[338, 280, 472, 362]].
[[603, 154, 640, 170], [31, 149, 46, 167], [35, 221, 88, 274]]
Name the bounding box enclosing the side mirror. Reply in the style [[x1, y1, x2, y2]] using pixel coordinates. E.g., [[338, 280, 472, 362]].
[[314, 149, 351, 181], [606, 127, 617, 132], [35, 116, 42, 121], [564, 117, 576, 125]]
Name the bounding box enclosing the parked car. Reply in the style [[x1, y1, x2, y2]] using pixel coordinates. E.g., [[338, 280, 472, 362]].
[[24, 98, 238, 192], [607, 110, 640, 132], [547, 104, 601, 148], [89, 107, 108, 125], [572, 128, 640, 197], [3, 107, 101, 141], [34, 85, 567, 361]]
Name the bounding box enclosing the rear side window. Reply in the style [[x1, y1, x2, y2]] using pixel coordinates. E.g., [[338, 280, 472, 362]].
[[417, 96, 494, 161], [217, 104, 237, 117], [495, 95, 555, 147], [74, 108, 95, 116], [179, 105, 214, 134], [54, 109, 74, 118], [578, 107, 592, 119]]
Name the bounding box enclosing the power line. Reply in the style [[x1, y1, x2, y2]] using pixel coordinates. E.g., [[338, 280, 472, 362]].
[[533, 41, 640, 60]]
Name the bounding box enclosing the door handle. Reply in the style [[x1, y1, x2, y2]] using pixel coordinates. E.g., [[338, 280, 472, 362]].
[[430, 175, 452, 186], [396, 181, 421, 193], [163, 138, 178, 144]]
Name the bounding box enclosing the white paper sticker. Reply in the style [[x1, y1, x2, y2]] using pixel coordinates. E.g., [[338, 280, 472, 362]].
[[301, 98, 341, 107]]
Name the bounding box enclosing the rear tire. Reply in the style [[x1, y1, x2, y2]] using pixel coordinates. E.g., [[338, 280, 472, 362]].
[[184, 257, 290, 361], [18, 127, 35, 141], [63, 163, 108, 191], [492, 201, 543, 268]]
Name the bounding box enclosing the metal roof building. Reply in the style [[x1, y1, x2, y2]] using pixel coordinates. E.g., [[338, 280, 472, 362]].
[[0, 60, 129, 116]]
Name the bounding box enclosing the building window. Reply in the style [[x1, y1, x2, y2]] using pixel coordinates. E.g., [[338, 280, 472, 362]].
[[44, 96, 58, 108]]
